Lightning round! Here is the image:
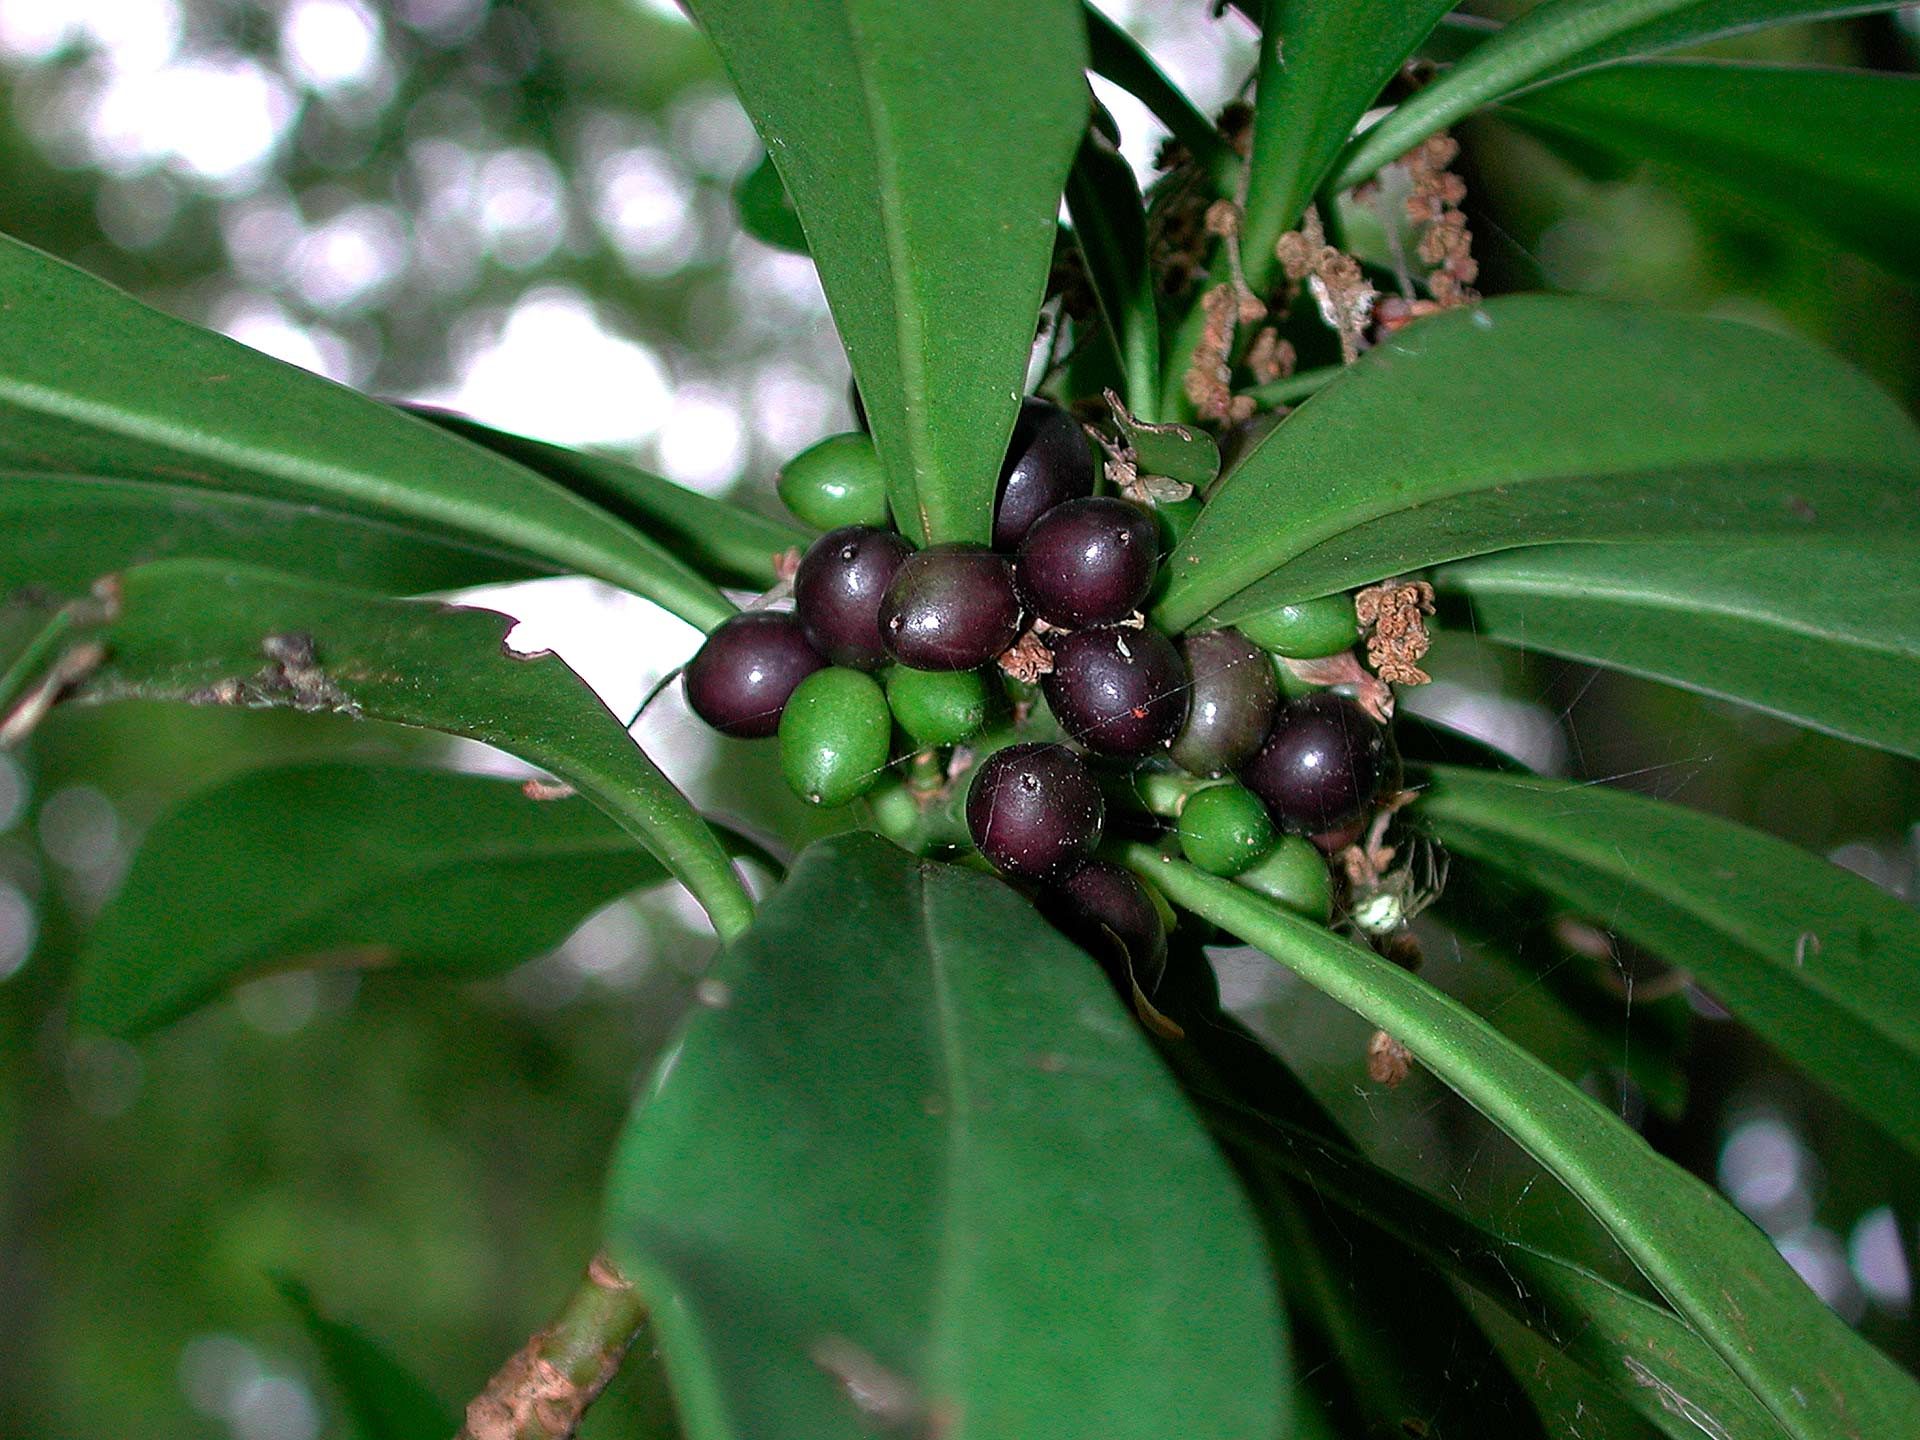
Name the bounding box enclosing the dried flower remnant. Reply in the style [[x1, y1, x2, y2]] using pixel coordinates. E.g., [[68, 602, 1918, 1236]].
[[1368, 1029, 1414, 1087], [1275, 205, 1378, 363], [1403, 133, 1478, 308], [1355, 579, 1436, 686]]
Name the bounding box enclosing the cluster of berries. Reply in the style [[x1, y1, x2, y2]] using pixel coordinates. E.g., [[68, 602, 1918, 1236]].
[[684, 397, 1387, 1000]]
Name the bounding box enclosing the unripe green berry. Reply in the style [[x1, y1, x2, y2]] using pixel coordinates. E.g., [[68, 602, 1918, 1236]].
[[778, 667, 892, 806], [777, 432, 889, 530], [884, 665, 992, 747], [1234, 835, 1333, 922], [1237, 594, 1358, 660], [1177, 782, 1275, 877]]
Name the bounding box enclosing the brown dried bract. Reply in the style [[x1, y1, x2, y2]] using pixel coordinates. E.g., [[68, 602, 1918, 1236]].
[[1368, 1030, 1414, 1087], [1278, 651, 1393, 722], [1183, 284, 1256, 424], [997, 629, 1054, 684], [1401, 133, 1478, 308], [1356, 578, 1436, 687], [522, 779, 577, 802], [1274, 205, 1378, 364]]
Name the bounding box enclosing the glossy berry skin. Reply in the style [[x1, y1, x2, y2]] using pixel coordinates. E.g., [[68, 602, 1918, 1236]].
[[1014, 496, 1158, 628], [1237, 594, 1360, 660], [1240, 693, 1386, 834], [965, 742, 1103, 881], [1170, 628, 1279, 776], [1236, 834, 1334, 922], [794, 525, 912, 670], [993, 397, 1095, 550], [684, 611, 826, 739], [1042, 625, 1189, 758], [777, 432, 888, 530], [885, 665, 992, 747], [880, 544, 1023, 671], [1039, 860, 1168, 996], [1178, 782, 1276, 878], [778, 667, 892, 807]]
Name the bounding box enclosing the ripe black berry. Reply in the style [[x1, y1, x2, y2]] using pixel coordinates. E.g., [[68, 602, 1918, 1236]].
[[1170, 628, 1279, 776], [794, 525, 912, 670], [684, 611, 826, 738], [880, 543, 1023, 671], [1014, 496, 1158, 628], [1240, 693, 1386, 834], [993, 397, 1095, 550], [966, 742, 1104, 880], [1039, 860, 1167, 995], [1042, 625, 1189, 758]]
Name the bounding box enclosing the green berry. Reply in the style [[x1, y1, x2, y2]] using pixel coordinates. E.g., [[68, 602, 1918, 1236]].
[[778, 667, 892, 806], [1237, 594, 1358, 660], [1234, 835, 1333, 922], [1177, 783, 1275, 877], [777, 432, 889, 529], [884, 665, 992, 747]]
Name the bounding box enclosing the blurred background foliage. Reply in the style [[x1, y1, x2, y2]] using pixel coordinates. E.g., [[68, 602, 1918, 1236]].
[[0, 2, 1916, 1436]]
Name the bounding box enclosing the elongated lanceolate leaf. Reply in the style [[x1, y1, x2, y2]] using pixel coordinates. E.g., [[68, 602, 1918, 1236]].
[[0, 472, 542, 601], [1504, 61, 1920, 283], [685, 0, 1086, 544], [1064, 125, 1160, 416], [76, 763, 700, 1034], [62, 560, 754, 943], [1155, 295, 1920, 631], [605, 833, 1286, 1440], [1431, 539, 1920, 758], [416, 411, 809, 591], [1127, 846, 1920, 1440], [0, 234, 732, 630], [1203, 1104, 1784, 1440], [1237, 0, 1455, 279], [276, 1277, 458, 1440], [1416, 764, 1920, 1153]]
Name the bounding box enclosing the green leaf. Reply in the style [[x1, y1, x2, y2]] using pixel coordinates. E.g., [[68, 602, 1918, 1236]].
[[1109, 397, 1220, 489], [63, 560, 754, 943], [1416, 763, 1920, 1154], [734, 148, 809, 253], [415, 411, 810, 591], [1237, 0, 1456, 279], [275, 1276, 458, 1440], [1155, 295, 1920, 631], [75, 763, 712, 1034], [1431, 539, 1920, 758], [0, 472, 541, 600], [605, 833, 1286, 1440], [1334, 0, 1708, 190], [1127, 845, 1920, 1440], [686, 0, 1087, 544], [0, 233, 733, 631], [1503, 61, 1920, 283], [1064, 124, 1160, 418], [1082, 6, 1233, 183], [1202, 1105, 1784, 1440], [1349, 3, 1912, 189]]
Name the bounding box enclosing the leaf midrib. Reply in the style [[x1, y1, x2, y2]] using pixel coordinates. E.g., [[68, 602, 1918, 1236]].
[[1442, 561, 1920, 662], [1422, 782, 1920, 1056], [920, 866, 976, 1405]]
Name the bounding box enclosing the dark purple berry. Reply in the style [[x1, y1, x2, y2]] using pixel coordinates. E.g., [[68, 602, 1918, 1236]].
[[684, 611, 826, 739], [793, 525, 912, 670], [880, 543, 1023, 671], [1039, 860, 1167, 995], [1171, 628, 1279, 776], [966, 742, 1104, 880], [1015, 496, 1158, 628], [1240, 693, 1386, 834], [994, 397, 1095, 550], [1042, 625, 1189, 758]]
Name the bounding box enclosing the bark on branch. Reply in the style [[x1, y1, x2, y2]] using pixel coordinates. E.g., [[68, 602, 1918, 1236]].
[[457, 1252, 649, 1440]]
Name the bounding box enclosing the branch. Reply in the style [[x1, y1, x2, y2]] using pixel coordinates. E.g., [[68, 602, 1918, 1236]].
[[458, 1253, 649, 1440]]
